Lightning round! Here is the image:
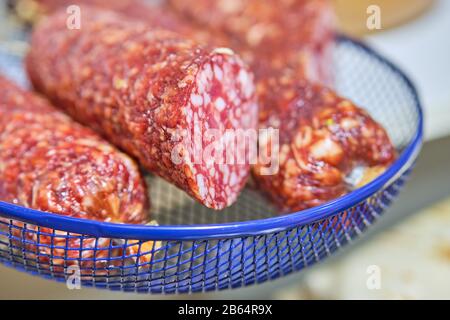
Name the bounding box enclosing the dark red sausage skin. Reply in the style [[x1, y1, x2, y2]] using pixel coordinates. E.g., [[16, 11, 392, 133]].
[[167, 0, 336, 85], [26, 9, 258, 210], [22, 0, 334, 84], [253, 74, 396, 212], [0, 76, 151, 270], [25, 2, 396, 213], [11, 0, 182, 30], [163, 0, 396, 212]]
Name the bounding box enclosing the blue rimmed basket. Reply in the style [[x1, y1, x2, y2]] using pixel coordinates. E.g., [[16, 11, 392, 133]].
[[0, 36, 423, 294]]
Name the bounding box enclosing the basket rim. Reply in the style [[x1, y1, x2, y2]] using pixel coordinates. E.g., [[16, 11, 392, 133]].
[[0, 36, 424, 241]]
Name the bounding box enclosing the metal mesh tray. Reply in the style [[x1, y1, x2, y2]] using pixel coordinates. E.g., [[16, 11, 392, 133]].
[[0, 36, 423, 293]]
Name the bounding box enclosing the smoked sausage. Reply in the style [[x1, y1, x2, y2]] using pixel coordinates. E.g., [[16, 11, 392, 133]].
[[0, 76, 152, 269], [26, 9, 258, 210]]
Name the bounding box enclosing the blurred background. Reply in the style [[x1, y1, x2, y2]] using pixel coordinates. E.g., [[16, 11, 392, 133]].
[[0, 0, 449, 299]]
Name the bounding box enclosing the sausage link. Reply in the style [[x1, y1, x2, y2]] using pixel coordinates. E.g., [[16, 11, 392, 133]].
[[167, 0, 336, 84], [253, 75, 396, 212], [14, 0, 334, 84], [164, 1, 396, 212], [26, 9, 258, 210], [0, 76, 151, 269], [25, 3, 396, 213], [10, 0, 181, 30]]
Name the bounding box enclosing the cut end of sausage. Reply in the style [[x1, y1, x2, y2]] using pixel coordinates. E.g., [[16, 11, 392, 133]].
[[26, 8, 259, 211], [178, 50, 258, 210]]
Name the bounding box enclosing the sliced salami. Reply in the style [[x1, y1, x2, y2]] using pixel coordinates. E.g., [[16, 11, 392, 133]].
[[27, 9, 258, 210]]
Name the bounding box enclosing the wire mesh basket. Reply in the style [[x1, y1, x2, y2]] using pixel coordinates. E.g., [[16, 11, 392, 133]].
[[0, 36, 423, 294]]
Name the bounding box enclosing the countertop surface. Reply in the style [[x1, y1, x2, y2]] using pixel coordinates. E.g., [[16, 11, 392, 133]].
[[276, 194, 450, 299]]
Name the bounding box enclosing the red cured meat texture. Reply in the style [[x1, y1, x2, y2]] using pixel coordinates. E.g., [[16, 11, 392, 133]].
[[26, 9, 258, 210], [158, 9, 394, 212], [20, 0, 334, 84], [253, 76, 396, 212], [167, 0, 336, 85], [23, 0, 333, 83], [24, 3, 396, 212], [21, 0, 184, 31], [0, 76, 152, 270], [19, 0, 235, 46], [162, 2, 396, 212], [28, 0, 155, 14]]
